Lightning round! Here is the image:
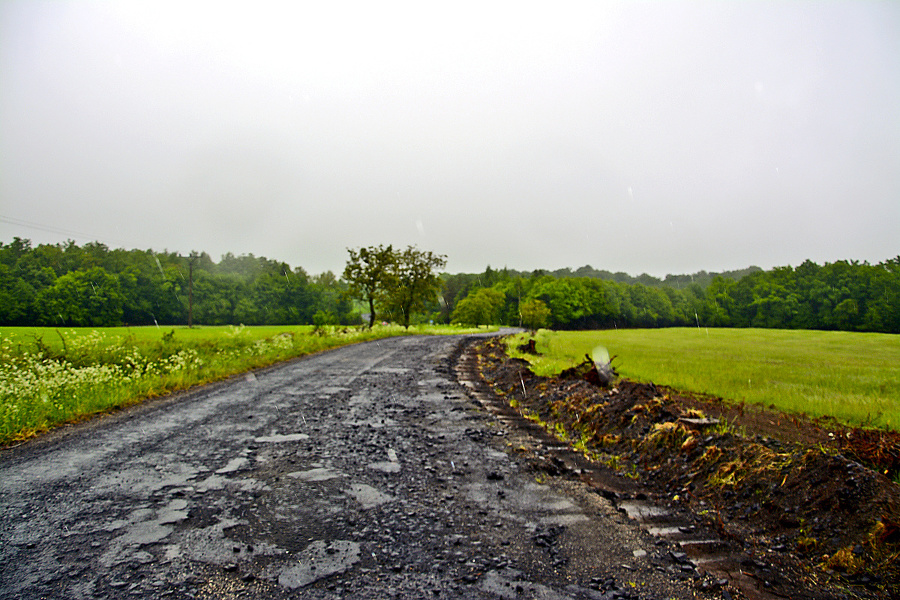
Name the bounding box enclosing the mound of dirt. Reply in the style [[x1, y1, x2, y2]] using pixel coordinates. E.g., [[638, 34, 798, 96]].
[[474, 337, 900, 599]]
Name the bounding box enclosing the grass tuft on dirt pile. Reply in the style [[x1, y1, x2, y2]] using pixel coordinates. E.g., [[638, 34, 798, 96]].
[[475, 336, 900, 598]]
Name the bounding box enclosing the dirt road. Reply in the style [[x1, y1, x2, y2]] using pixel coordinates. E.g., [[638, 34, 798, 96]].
[[1, 334, 717, 599]]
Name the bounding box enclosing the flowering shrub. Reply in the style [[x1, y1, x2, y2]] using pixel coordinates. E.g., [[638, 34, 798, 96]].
[[0, 324, 484, 444], [0, 328, 345, 444], [0, 334, 211, 443]]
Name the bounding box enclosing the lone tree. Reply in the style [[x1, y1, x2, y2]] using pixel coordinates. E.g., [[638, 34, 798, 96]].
[[385, 246, 447, 329], [342, 244, 396, 328]]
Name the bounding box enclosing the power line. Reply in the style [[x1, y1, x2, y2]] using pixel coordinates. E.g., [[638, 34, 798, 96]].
[[0, 214, 184, 277], [0, 214, 130, 248]]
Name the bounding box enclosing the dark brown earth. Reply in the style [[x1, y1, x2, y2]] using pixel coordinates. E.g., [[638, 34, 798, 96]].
[[471, 337, 900, 599]]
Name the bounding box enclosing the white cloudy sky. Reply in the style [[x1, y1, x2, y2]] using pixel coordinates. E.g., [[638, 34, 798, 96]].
[[1, 1, 898, 276]]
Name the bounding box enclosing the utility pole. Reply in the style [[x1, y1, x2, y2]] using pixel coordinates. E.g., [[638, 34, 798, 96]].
[[188, 251, 198, 328]]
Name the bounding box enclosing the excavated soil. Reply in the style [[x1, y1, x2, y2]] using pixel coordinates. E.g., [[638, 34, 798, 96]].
[[472, 337, 900, 599]]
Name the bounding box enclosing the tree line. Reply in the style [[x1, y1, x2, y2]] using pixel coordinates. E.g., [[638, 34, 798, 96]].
[[0, 239, 355, 327], [1, 238, 897, 333], [446, 258, 900, 333]]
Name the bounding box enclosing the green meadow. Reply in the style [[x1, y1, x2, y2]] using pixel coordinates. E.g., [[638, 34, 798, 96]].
[[0, 324, 490, 445], [506, 328, 900, 430]]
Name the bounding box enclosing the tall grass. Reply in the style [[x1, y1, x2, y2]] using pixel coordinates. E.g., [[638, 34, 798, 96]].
[[0, 324, 490, 445], [507, 328, 900, 430]]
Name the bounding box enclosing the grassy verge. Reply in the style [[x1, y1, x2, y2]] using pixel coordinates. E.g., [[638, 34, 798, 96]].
[[0, 324, 492, 445], [506, 328, 900, 430]]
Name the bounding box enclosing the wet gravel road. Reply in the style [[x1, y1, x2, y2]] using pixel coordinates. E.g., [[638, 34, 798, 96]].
[[1, 334, 716, 600]]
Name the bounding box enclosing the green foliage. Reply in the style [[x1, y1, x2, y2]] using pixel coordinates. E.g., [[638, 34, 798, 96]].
[[0, 238, 356, 327], [443, 256, 900, 334], [35, 266, 125, 326], [342, 244, 446, 329], [3, 237, 898, 335], [451, 287, 504, 327], [343, 244, 395, 328], [313, 309, 337, 328], [519, 298, 550, 331], [383, 246, 447, 329]]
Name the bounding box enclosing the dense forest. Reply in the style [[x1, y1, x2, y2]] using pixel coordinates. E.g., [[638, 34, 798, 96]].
[[1, 238, 898, 333], [0, 239, 355, 327], [443, 258, 900, 333]]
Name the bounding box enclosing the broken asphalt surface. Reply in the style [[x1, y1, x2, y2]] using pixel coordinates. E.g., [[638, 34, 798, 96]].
[[3, 333, 731, 599]]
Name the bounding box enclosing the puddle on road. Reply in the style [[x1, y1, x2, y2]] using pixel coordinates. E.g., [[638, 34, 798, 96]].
[[479, 568, 574, 600], [91, 462, 202, 495], [157, 498, 189, 525], [253, 433, 310, 443], [278, 540, 361, 589], [194, 474, 269, 493], [179, 518, 279, 566], [99, 498, 193, 567], [368, 461, 401, 473], [647, 525, 682, 537], [216, 457, 250, 474], [288, 467, 345, 482], [617, 501, 670, 520], [368, 448, 401, 473], [345, 483, 394, 509]]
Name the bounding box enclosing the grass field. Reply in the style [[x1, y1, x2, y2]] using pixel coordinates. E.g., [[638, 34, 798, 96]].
[[506, 328, 900, 430], [0, 323, 492, 445]]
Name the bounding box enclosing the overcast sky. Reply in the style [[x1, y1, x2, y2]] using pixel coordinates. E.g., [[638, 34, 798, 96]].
[[1, 1, 898, 277]]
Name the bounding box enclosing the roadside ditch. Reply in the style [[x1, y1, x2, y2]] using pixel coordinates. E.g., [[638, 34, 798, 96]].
[[455, 336, 900, 600]]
